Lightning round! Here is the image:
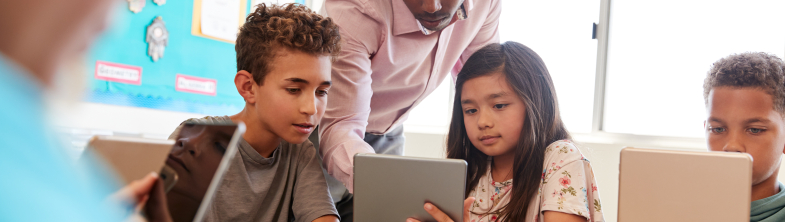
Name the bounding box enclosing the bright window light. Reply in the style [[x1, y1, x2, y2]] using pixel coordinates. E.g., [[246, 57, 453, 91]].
[[500, 0, 600, 133], [603, 0, 785, 138]]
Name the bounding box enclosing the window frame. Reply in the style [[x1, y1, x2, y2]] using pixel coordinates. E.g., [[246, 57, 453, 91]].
[[588, 0, 706, 150]]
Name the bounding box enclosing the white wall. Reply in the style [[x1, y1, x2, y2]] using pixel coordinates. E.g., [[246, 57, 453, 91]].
[[48, 101, 202, 158], [50, 102, 201, 137]]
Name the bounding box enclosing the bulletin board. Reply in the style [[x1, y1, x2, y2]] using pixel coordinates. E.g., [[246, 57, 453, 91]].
[[86, 0, 304, 115]]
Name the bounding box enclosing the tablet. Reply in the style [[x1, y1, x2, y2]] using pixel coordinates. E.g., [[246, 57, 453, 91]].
[[164, 122, 245, 222], [354, 153, 467, 222], [85, 136, 174, 185], [618, 147, 752, 222]]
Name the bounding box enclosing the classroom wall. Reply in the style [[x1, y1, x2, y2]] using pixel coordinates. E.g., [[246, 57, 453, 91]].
[[49, 101, 201, 159]]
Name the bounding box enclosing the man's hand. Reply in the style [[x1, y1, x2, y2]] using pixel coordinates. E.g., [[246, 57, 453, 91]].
[[406, 197, 475, 222]]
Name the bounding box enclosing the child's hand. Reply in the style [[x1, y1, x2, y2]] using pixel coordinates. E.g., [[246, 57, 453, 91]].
[[144, 178, 173, 222], [110, 172, 159, 211], [406, 197, 475, 222], [108, 172, 173, 222]]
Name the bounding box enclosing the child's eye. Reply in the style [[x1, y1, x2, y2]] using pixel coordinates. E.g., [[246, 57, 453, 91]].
[[748, 128, 766, 134], [709, 127, 725, 134], [464, 109, 477, 115], [214, 142, 226, 153], [316, 90, 328, 96], [493, 104, 509, 109], [286, 88, 300, 94]]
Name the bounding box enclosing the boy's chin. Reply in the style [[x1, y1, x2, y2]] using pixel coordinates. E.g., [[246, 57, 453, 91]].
[[280, 133, 311, 145]]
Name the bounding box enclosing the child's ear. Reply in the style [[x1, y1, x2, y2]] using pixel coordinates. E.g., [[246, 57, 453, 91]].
[[235, 70, 256, 104]]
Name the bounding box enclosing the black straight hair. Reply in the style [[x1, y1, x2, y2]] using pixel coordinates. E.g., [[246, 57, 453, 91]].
[[446, 41, 571, 221]]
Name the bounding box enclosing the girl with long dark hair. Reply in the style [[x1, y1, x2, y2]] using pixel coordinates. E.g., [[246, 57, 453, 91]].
[[410, 42, 604, 222]]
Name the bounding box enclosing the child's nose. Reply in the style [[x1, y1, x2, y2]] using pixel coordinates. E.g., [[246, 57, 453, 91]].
[[477, 111, 494, 129], [300, 96, 317, 116], [722, 133, 745, 153], [174, 138, 200, 156]]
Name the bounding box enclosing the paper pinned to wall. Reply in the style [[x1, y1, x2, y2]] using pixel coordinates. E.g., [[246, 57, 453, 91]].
[[200, 0, 242, 42]]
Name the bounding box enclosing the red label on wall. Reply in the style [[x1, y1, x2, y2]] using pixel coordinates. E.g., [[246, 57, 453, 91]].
[[94, 61, 142, 85], [175, 74, 217, 96]]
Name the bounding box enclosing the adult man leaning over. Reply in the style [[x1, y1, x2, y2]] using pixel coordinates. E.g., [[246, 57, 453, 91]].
[[317, 0, 500, 220]]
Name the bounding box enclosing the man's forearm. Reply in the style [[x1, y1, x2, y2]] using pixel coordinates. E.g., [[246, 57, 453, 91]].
[[320, 137, 376, 192]]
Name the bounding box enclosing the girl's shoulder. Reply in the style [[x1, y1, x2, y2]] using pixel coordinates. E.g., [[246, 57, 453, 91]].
[[542, 140, 590, 166]]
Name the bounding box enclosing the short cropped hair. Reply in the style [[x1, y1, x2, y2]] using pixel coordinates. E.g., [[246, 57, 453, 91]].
[[704, 52, 785, 113], [235, 3, 340, 85]]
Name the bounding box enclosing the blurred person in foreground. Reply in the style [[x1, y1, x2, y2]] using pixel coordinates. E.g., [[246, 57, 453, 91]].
[[0, 0, 163, 221]]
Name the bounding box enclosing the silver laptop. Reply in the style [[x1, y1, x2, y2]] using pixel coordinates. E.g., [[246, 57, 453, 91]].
[[354, 153, 467, 222], [618, 147, 752, 222]]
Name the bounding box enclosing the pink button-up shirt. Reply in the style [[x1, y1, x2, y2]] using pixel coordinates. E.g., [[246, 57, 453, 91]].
[[319, 0, 501, 192]]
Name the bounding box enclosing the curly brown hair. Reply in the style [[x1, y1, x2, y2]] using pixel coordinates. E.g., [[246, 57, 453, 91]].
[[236, 3, 340, 85], [704, 52, 785, 113]]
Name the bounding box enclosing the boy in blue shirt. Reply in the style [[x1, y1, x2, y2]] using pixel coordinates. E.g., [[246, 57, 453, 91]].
[[703, 52, 785, 221]]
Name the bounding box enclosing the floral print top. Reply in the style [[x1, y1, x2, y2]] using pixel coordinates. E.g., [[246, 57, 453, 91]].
[[467, 140, 604, 222]]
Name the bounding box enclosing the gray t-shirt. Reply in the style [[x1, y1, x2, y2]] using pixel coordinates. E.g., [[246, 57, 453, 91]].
[[170, 116, 338, 222]]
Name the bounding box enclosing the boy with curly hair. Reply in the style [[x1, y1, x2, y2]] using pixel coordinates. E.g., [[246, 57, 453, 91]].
[[703, 52, 785, 221], [167, 3, 340, 222]]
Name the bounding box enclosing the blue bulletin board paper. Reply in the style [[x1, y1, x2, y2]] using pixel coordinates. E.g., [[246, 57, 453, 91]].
[[87, 0, 244, 115], [86, 0, 305, 115]]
